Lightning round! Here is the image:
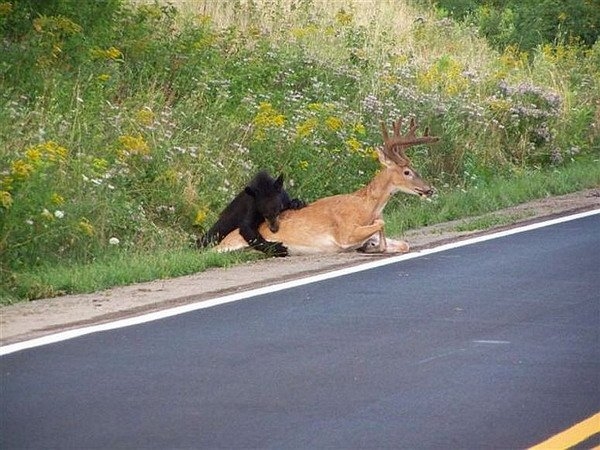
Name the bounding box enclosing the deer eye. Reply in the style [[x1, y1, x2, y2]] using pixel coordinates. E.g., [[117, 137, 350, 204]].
[[403, 169, 411, 176]]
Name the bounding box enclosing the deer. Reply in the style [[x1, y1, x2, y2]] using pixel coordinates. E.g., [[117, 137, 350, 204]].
[[214, 116, 439, 255]]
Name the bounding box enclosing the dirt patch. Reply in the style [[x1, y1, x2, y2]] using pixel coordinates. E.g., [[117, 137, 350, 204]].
[[1, 188, 598, 345]]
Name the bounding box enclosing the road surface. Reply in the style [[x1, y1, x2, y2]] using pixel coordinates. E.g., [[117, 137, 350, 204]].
[[1, 213, 599, 448]]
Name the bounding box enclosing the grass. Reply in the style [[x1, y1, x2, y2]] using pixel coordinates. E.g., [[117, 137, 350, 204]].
[[0, 0, 598, 304], [384, 156, 600, 234], [3, 156, 597, 305], [6, 247, 263, 303], [453, 213, 532, 232]]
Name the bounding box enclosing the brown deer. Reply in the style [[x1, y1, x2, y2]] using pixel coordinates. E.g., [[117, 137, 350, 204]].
[[215, 116, 439, 255]]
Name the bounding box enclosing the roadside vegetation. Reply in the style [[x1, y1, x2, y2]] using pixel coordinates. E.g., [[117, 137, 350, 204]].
[[1, 0, 598, 303]]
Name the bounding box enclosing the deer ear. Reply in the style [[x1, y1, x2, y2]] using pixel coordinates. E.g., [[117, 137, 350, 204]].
[[274, 174, 284, 189], [244, 186, 256, 197], [376, 147, 395, 168]]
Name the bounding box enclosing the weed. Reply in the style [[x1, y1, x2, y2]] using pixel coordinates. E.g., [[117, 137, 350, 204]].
[[1, 0, 598, 303]]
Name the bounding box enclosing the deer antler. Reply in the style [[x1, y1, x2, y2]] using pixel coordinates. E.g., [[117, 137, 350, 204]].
[[381, 117, 439, 166]]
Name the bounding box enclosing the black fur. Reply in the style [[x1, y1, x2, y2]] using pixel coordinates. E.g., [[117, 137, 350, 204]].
[[197, 171, 305, 257]]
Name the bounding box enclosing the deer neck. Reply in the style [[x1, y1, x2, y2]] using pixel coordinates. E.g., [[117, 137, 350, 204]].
[[356, 168, 397, 218]]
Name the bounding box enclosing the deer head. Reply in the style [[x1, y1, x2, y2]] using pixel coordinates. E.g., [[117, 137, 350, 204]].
[[377, 117, 438, 198]]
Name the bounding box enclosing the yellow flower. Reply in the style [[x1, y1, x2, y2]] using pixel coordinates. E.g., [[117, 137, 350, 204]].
[[298, 160, 309, 170], [194, 208, 208, 226], [0, 190, 12, 209], [32, 15, 82, 35], [11, 159, 34, 179], [345, 137, 362, 153], [97, 73, 111, 82], [252, 102, 286, 140], [51, 193, 65, 205], [118, 134, 150, 157], [353, 122, 366, 135], [41, 208, 54, 221], [136, 108, 155, 126], [90, 46, 123, 61], [25, 148, 42, 162], [296, 118, 318, 138], [499, 44, 528, 70], [0, 2, 13, 16], [335, 9, 353, 25], [78, 219, 94, 236], [325, 116, 343, 132], [27, 141, 68, 162], [160, 168, 179, 185]]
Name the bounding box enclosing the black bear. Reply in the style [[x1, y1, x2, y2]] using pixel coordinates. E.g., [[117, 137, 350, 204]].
[[197, 171, 304, 256]]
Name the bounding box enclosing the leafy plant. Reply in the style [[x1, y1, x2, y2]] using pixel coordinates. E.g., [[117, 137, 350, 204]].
[[1, 0, 598, 303]]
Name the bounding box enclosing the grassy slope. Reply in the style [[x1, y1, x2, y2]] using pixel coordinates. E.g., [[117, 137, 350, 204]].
[[0, 0, 598, 303]]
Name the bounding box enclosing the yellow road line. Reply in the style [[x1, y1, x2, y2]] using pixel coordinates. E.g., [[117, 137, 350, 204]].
[[528, 412, 599, 450]]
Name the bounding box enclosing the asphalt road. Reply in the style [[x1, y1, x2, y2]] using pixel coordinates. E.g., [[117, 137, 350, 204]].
[[2, 214, 599, 449]]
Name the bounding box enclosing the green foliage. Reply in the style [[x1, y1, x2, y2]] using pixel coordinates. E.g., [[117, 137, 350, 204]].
[[417, 0, 600, 51], [0, 0, 598, 302]]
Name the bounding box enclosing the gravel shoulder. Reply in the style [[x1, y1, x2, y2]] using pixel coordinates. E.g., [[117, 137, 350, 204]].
[[1, 188, 598, 346]]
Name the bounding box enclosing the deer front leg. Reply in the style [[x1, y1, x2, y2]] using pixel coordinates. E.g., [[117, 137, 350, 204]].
[[346, 219, 385, 245], [377, 229, 387, 253]]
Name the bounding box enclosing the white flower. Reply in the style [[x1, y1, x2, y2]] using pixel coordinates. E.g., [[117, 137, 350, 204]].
[[54, 210, 65, 219], [109, 237, 120, 245]]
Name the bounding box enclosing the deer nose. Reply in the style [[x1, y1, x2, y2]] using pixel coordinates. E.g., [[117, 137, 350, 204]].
[[419, 187, 434, 197]]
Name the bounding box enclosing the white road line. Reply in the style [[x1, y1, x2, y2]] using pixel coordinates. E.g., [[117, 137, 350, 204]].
[[2, 209, 599, 356]]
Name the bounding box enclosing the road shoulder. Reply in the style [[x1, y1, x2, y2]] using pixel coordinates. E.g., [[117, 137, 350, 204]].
[[1, 188, 598, 345]]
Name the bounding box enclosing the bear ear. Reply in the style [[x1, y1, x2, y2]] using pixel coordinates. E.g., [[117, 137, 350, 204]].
[[244, 186, 256, 197], [274, 174, 284, 189]]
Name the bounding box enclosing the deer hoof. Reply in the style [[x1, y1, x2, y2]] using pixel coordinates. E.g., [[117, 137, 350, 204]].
[[385, 239, 410, 253]]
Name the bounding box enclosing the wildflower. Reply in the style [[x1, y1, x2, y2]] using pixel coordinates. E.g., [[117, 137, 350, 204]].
[[33, 15, 82, 35], [41, 208, 54, 221], [109, 237, 120, 245], [0, 2, 13, 16], [346, 137, 362, 153], [194, 208, 208, 226], [362, 94, 382, 115], [11, 159, 34, 179], [550, 147, 563, 165], [254, 102, 285, 128], [51, 193, 65, 205], [353, 122, 366, 135], [366, 147, 379, 160], [118, 134, 150, 157], [90, 46, 123, 61], [78, 219, 94, 236], [252, 102, 286, 140], [25, 148, 42, 162], [298, 160, 309, 170], [325, 116, 343, 132], [24, 141, 68, 164], [136, 108, 155, 126], [296, 118, 318, 138], [0, 190, 12, 209], [335, 9, 353, 25], [54, 210, 65, 219]]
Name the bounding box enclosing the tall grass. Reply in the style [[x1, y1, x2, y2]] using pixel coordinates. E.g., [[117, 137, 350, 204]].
[[1, 0, 598, 303]]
